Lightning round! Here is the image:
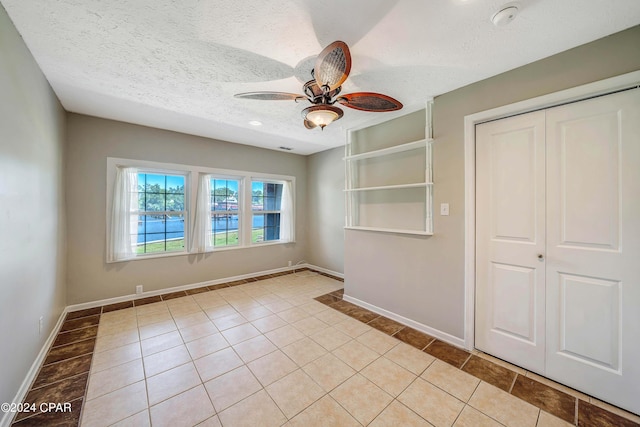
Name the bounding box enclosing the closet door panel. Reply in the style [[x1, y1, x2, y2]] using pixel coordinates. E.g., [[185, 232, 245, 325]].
[[475, 111, 546, 374], [545, 89, 640, 415], [555, 110, 620, 250]]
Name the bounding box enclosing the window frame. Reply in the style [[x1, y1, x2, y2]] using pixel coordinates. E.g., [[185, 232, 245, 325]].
[[135, 171, 189, 256], [106, 158, 295, 262], [250, 178, 287, 245], [106, 159, 192, 262], [209, 175, 243, 249]]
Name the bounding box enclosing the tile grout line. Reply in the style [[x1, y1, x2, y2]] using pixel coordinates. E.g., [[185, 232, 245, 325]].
[[17, 275, 640, 426], [314, 291, 640, 426], [11, 270, 327, 426], [137, 321, 152, 427], [77, 307, 103, 426], [26, 355, 91, 391], [76, 350, 94, 426], [460, 353, 473, 370], [154, 274, 340, 423], [450, 403, 467, 426], [507, 373, 518, 394], [534, 406, 542, 426], [11, 309, 100, 425]]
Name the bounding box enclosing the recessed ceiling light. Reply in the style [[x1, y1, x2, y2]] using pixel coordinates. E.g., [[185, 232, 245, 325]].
[[249, 120, 262, 126]]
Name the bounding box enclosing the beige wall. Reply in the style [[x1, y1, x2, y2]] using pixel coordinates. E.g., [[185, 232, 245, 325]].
[[65, 115, 308, 304], [0, 5, 67, 413], [2, 5, 638, 413], [306, 146, 345, 273], [343, 25, 640, 340]]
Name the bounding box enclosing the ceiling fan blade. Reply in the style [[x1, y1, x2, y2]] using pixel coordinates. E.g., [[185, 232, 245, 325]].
[[304, 119, 317, 130], [336, 92, 403, 112], [234, 92, 306, 101], [314, 41, 352, 91]]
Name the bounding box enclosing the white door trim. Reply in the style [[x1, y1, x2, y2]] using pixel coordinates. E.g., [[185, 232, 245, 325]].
[[463, 70, 640, 351]]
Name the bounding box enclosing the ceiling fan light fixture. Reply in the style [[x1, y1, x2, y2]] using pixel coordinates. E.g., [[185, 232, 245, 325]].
[[236, 41, 402, 130], [302, 105, 343, 129]]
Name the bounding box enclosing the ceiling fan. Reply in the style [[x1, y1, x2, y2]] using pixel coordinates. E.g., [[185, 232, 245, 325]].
[[234, 41, 403, 130]]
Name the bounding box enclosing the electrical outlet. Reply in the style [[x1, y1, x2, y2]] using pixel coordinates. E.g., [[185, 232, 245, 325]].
[[288, 260, 292, 267], [440, 203, 450, 216], [136, 285, 143, 295], [39, 316, 43, 335]]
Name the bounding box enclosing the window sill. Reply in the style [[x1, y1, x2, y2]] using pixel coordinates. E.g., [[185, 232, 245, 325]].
[[106, 250, 189, 263], [210, 240, 294, 253], [105, 240, 295, 263]]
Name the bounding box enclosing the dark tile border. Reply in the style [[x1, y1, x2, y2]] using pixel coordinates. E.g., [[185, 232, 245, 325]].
[[207, 283, 230, 290], [368, 316, 405, 335], [15, 373, 88, 422], [133, 295, 162, 306], [102, 301, 133, 313], [315, 293, 342, 305], [59, 315, 100, 332], [314, 290, 640, 427], [44, 338, 96, 366], [13, 273, 637, 426], [52, 326, 99, 348], [31, 355, 93, 390], [226, 280, 248, 287], [511, 374, 576, 423], [461, 355, 515, 392], [160, 290, 187, 300], [12, 398, 83, 426], [185, 287, 210, 295], [392, 327, 434, 350], [64, 307, 101, 321], [578, 400, 640, 427], [11, 269, 338, 426], [424, 340, 471, 369], [12, 313, 97, 424]]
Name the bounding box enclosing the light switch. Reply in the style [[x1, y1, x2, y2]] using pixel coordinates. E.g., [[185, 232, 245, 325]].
[[440, 203, 450, 216]]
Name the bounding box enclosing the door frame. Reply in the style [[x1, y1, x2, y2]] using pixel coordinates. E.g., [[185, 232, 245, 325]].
[[462, 70, 640, 351]]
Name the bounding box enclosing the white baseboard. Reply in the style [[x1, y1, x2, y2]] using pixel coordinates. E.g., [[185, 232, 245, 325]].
[[301, 264, 344, 279], [66, 264, 343, 313], [0, 308, 68, 427], [342, 294, 466, 349], [66, 265, 314, 312], [1, 263, 344, 427]]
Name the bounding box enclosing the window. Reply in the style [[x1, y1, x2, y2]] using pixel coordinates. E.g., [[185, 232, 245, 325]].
[[136, 173, 187, 254], [107, 164, 189, 262], [210, 178, 240, 247], [107, 158, 294, 262], [251, 181, 283, 243]]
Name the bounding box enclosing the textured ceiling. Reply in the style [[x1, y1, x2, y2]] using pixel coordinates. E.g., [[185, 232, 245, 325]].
[[2, 0, 640, 154]]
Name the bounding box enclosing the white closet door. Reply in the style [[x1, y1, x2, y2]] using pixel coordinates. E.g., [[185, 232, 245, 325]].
[[545, 89, 640, 414], [475, 110, 547, 374]]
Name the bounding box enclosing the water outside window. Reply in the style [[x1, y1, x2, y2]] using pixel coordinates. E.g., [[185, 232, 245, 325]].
[[135, 173, 186, 254], [132, 175, 282, 254]]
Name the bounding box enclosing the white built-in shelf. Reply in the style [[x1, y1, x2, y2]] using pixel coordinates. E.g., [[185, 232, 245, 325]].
[[344, 138, 431, 161], [344, 182, 433, 192], [345, 102, 434, 236], [344, 226, 433, 236]]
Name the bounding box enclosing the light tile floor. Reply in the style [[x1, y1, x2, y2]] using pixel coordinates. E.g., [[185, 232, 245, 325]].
[[19, 270, 637, 426], [75, 272, 570, 427]]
